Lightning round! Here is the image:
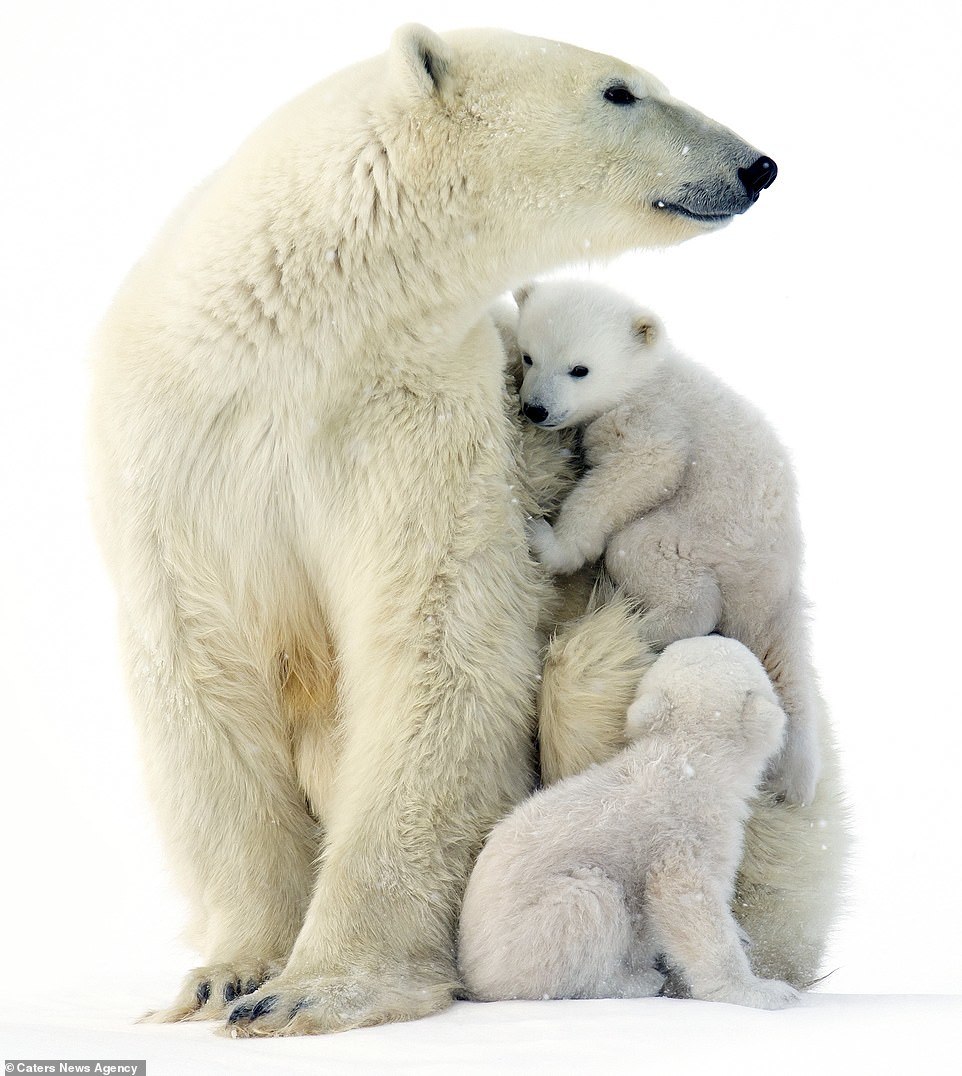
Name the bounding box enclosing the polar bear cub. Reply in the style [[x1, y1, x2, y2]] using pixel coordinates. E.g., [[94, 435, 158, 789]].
[[516, 280, 821, 805], [458, 636, 799, 1009]]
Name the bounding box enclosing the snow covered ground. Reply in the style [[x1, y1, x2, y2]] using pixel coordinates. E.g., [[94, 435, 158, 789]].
[[2, 0, 961, 1072], [3, 991, 960, 1075]]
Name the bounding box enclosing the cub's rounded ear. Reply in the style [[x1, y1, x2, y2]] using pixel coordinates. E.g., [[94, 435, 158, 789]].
[[389, 24, 452, 102], [632, 314, 660, 347], [625, 690, 668, 739], [741, 691, 788, 744], [513, 284, 535, 308]]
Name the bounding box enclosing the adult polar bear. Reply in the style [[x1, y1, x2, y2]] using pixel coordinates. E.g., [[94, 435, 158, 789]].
[[91, 25, 794, 1036]]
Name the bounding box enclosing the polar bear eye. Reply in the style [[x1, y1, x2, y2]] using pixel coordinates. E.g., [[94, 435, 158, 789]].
[[603, 83, 638, 106], [522, 354, 533, 366], [570, 365, 590, 378]]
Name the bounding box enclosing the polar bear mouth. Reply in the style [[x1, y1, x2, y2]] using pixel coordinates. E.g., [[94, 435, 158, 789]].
[[655, 202, 734, 226]]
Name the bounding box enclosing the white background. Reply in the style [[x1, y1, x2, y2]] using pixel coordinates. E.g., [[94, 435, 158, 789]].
[[2, 0, 960, 1070]]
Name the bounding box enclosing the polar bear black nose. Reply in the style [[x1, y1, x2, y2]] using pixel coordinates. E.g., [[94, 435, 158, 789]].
[[738, 156, 778, 201], [522, 402, 549, 425]]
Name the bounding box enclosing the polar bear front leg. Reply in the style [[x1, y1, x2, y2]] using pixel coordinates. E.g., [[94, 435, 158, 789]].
[[121, 605, 318, 1023], [224, 561, 539, 1036]]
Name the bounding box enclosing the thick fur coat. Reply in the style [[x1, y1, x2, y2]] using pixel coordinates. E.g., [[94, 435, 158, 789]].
[[459, 637, 800, 1009], [89, 25, 775, 1035], [517, 280, 821, 806], [503, 294, 849, 990]]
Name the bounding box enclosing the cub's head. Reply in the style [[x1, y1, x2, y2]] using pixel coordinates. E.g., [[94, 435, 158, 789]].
[[515, 280, 665, 429], [625, 636, 787, 765]]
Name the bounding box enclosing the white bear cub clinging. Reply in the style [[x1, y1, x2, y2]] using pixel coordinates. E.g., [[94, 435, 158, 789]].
[[517, 280, 821, 805], [458, 636, 799, 1009]]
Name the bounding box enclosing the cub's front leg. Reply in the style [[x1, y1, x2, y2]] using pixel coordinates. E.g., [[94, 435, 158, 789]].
[[530, 432, 687, 575], [647, 863, 799, 1010], [529, 515, 597, 575]]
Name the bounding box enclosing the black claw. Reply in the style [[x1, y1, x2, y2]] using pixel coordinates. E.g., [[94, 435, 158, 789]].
[[243, 978, 259, 995], [250, 994, 277, 1020], [195, 981, 211, 1006], [227, 1002, 254, 1024], [288, 996, 311, 1019], [224, 980, 238, 1003]]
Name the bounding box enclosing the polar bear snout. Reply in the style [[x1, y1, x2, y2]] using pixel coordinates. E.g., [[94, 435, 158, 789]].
[[641, 98, 778, 227], [521, 401, 550, 425], [738, 156, 778, 201], [656, 154, 777, 224]]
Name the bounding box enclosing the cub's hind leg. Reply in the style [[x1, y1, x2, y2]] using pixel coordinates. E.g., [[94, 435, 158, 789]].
[[605, 513, 721, 650], [463, 866, 664, 1001]]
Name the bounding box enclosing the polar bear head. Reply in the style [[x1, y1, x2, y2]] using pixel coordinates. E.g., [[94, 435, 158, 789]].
[[625, 637, 787, 769], [381, 26, 776, 283], [514, 279, 665, 428]]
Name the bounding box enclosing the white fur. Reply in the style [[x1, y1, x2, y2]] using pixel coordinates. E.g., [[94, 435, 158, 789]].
[[500, 290, 849, 990], [459, 636, 799, 1009], [536, 594, 849, 992], [517, 280, 822, 806], [89, 26, 771, 1036]]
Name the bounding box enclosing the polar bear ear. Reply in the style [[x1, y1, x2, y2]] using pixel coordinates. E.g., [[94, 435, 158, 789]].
[[632, 314, 659, 347], [741, 691, 788, 749], [513, 284, 535, 308], [390, 24, 452, 102], [625, 691, 669, 739]]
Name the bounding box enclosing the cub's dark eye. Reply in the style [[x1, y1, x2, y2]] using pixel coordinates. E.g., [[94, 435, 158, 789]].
[[603, 83, 638, 106], [522, 353, 533, 366], [570, 365, 590, 378]]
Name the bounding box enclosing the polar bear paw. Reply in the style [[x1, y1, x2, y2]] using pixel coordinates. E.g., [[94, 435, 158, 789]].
[[528, 518, 588, 575], [697, 976, 800, 1010], [141, 959, 282, 1023], [765, 737, 821, 807], [221, 970, 454, 1037]]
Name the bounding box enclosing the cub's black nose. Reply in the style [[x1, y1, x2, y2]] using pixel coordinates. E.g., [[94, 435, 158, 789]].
[[738, 156, 778, 201], [522, 402, 549, 425]]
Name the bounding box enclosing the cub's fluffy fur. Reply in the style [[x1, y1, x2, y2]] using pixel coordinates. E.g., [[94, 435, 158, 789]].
[[517, 280, 821, 806], [459, 636, 799, 1009]]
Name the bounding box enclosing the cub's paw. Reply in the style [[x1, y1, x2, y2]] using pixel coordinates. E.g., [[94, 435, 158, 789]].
[[622, 965, 667, 998], [699, 976, 800, 1010], [142, 960, 282, 1023], [222, 971, 454, 1037], [528, 518, 586, 575], [765, 741, 821, 807]]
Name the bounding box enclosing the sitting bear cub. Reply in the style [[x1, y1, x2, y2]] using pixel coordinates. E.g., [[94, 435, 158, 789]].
[[516, 280, 821, 806], [458, 635, 799, 1009]]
